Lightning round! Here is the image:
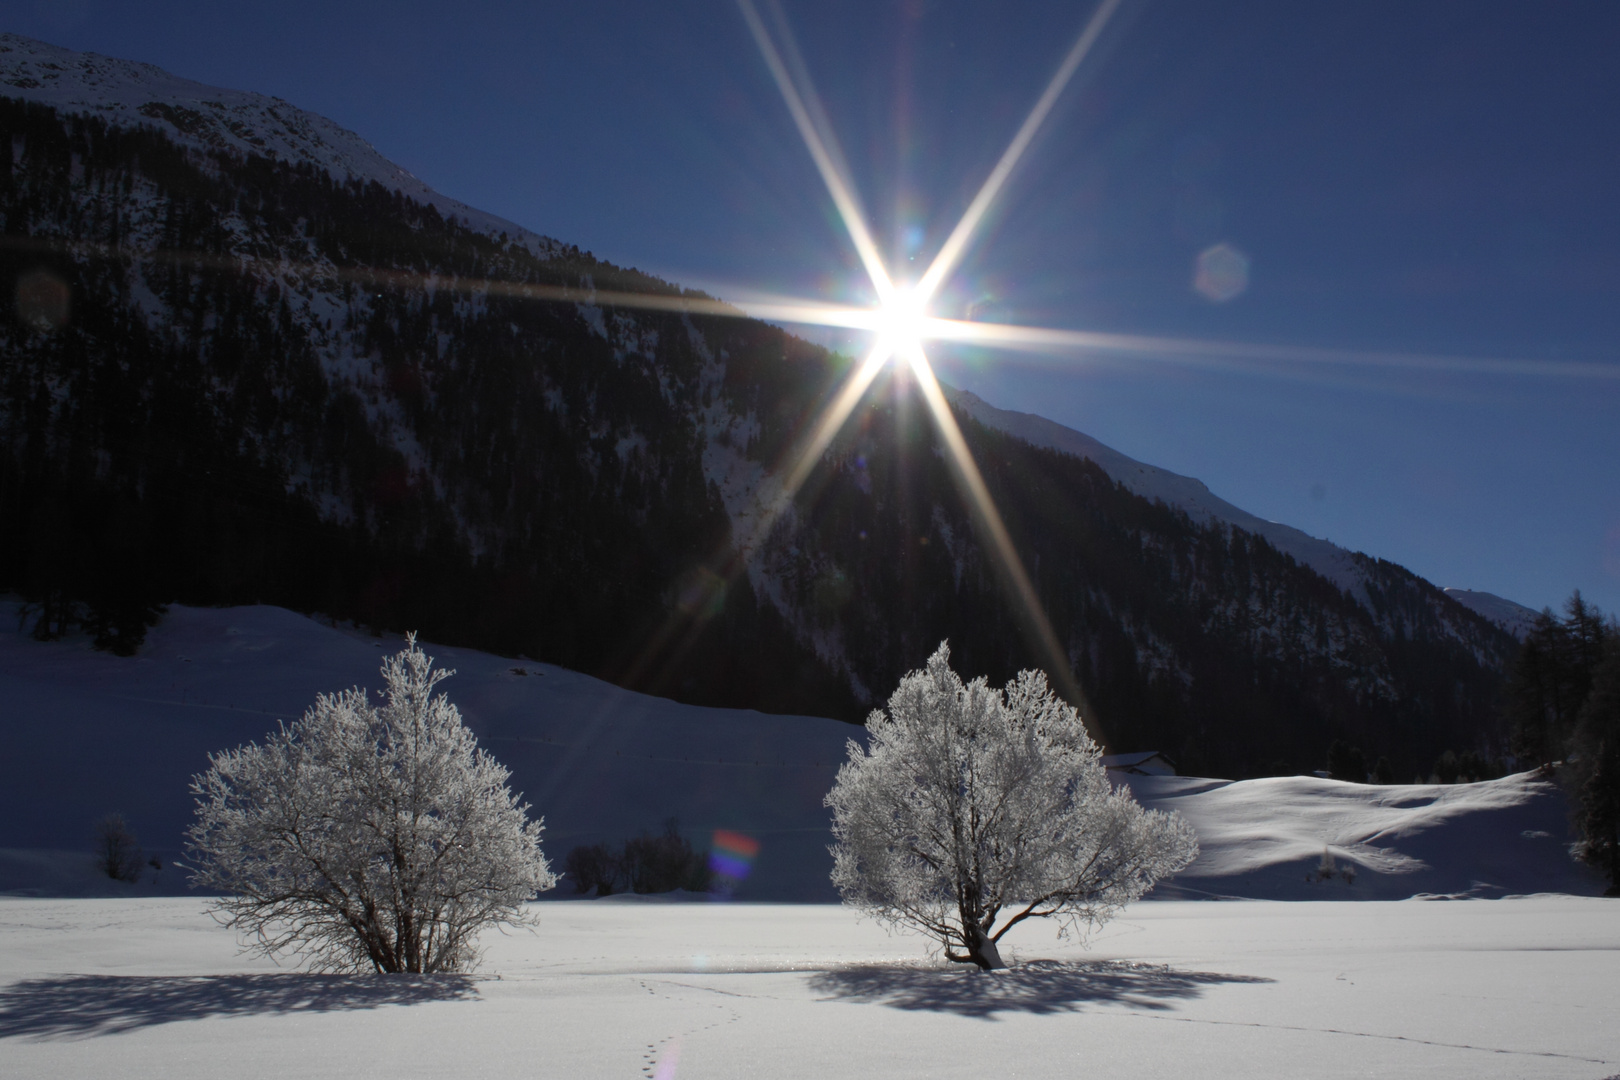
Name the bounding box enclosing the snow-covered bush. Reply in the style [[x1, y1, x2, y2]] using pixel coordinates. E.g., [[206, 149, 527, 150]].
[[187, 635, 556, 973], [825, 643, 1198, 970]]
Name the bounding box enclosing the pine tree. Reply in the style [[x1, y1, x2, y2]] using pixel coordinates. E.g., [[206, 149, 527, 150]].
[[1328, 740, 1367, 782], [1508, 596, 1606, 767], [1503, 592, 1619, 891], [1570, 635, 1620, 893]]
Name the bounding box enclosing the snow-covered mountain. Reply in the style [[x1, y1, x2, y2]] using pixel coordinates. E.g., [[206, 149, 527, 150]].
[[0, 32, 552, 253], [0, 35, 1525, 780], [0, 29, 1536, 641], [949, 389, 1542, 639], [1442, 588, 1540, 639], [947, 389, 1368, 595]]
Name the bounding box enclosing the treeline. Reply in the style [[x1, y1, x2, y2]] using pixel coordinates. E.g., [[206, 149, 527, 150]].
[[1506, 593, 1620, 892], [563, 822, 710, 896], [1324, 739, 1506, 786]]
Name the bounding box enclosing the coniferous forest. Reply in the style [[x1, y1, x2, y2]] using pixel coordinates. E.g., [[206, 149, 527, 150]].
[[1505, 593, 1620, 891], [1, 96, 1525, 779]]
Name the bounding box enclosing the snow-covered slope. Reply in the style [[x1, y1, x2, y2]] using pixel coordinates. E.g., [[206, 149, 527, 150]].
[[0, 32, 553, 253], [1443, 588, 1541, 640], [946, 388, 1367, 594], [0, 602, 855, 901], [946, 388, 1541, 636], [0, 603, 1598, 902], [1121, 772, 1597, 900]]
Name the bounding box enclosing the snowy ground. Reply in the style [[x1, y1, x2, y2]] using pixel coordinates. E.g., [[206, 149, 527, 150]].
[[0, 602, 855, 900], [0, 601, 1605, 900], [5, 602, 1616, 1075], [2, 895, 1617, 1079]]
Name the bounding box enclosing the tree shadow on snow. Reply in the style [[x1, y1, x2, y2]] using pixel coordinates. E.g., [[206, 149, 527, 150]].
[[810, 959, 1271, 1019], [0, 972, 479, 1039]]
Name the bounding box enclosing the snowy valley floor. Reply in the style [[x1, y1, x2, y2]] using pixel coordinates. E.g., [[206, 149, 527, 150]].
[[2, 896, 1617, 1079]]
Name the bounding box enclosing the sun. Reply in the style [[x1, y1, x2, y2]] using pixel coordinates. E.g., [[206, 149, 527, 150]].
[[873, 290, 927, 357], [721, 0, 1132, 709]]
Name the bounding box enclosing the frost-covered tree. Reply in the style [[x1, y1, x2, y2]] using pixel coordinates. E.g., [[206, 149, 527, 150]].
[[187, 635, 556, 973], [825, 643, 1198, 970]]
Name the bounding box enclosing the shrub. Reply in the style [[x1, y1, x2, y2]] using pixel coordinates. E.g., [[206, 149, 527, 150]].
[[187, 635, 556, 973], [825, 643, 1197, 970]]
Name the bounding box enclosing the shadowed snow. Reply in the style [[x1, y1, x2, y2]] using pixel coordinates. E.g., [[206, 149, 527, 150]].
[[0, 973, 479, 1039], [0, 601, 1602, 901]]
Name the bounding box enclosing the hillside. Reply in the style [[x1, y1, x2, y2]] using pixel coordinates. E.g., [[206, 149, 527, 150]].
[[0, 33, 548, 249], [0, 602, 1598, 902], [0, 36, 1526, 777]]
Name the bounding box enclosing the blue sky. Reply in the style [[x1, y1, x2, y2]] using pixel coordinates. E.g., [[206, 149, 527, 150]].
[[10, 0, 1620, 615]]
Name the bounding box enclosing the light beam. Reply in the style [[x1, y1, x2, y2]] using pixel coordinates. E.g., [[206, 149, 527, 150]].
[[914, 0, 1126, 304], [904, 345, 1090, 714], [737, 0, 895, 304]]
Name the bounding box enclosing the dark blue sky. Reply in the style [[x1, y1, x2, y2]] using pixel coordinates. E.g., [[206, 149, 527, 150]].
[[11, 0, 1620, 615]]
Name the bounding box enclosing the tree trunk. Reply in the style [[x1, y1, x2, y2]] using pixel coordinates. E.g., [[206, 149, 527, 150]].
[[964, 926, 1005, 971]]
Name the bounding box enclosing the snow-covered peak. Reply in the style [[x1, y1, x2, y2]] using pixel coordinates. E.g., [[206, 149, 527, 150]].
[[945, 387, 1537, 639], [0, 32, 554, 254], [944, 386, 1367, 595], [1443, 588, 1540, 640]]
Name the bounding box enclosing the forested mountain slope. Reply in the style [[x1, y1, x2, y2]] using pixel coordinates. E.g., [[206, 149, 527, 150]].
[[0, 47, 1520, 778]]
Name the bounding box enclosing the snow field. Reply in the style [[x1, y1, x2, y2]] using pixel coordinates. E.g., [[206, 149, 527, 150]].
[[0, 602, 855, 901], [1, 896, 1616, 1079], [0, 601, 1605, 901]]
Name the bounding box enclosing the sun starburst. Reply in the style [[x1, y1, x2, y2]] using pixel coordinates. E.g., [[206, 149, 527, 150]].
[[606, 0, 1617, 697], [723, 0, 1135, 703]]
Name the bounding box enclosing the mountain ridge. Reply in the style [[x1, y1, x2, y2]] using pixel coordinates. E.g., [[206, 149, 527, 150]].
[[0, 38, 1524, 778], [945, 388, 1540, 639], [0, 32, 554, 254], [0, 29, 1537, 639]]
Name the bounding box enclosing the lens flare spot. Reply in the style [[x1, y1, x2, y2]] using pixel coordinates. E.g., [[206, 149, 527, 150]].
[[1194, 242, 1250, 303], [675, 566, 727, 620], [652, 1038, 681, 1080], [16, 268, 70, 331], [709, 829, 760, 891]]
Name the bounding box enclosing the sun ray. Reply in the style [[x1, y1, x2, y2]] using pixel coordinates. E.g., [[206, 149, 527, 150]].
[[903, 346, 1090, 715], [737, 0, 895, 303], [779, 341, 896, 503], [612, 341, 894, 694], [913, 0, 1126, 305], [918, 315, 1620, 381], [12, 234, 1612, 383]]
